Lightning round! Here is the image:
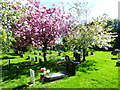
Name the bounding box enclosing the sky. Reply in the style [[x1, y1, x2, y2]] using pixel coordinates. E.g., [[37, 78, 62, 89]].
[[40, 0, 119, 20]]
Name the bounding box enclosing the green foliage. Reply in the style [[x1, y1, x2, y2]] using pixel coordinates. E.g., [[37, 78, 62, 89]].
[[0, 0, 26, 53]]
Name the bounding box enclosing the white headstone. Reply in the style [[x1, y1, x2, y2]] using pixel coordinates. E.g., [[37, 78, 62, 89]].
[[30, 69, 35, 85]]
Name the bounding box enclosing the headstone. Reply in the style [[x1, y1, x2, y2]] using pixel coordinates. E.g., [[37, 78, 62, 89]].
[[116, 62, 120, 66], [73, 52, 80, 62], [80, 49, 83, 55], [16, 66, 19, 78], [65, 55, 76, 76], [39, 53, 41, 55], [35, 57, 37, 62], [26, 56, 30, 60], [8, 60, 10, 69], [30, 69, 35, 85], [85, 51, 88, 56], [111, 51, 118, 55], [90, 49, 94, 55], [19, 54, 23, 58], [50, 51, 52, 54], [34, 52, 38, 55], [118, 53, 120, 61], [39, 58, 42, 64], [58, 52, 61, 56]]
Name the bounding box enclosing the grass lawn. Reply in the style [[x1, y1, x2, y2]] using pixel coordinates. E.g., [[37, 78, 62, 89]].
[[1, 51, 119, 89]]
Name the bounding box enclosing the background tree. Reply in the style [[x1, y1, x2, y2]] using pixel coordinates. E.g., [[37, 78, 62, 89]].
[[12, 0, 71, 62], [107, 19, 120, 49], [67, 14, 115, 61], [0, 0, 25, 53]]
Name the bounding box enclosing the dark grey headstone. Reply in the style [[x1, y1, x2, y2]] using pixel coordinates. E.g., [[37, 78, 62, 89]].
[[73, 52, 80, 62], [35, 57, 37, 62], [58, 52, 61, 56], [50, 51, 52, 54], [116, 62, 120, 66], [16, 66, 20, 78], [39, 58, 42, 64], [39, 53, 41, 55], [8, 60, 10, 69], [26, 56, 30, 60]]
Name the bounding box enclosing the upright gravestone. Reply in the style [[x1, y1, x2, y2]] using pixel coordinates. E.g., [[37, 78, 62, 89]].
[[90, 49, 94, 55], [26, 56, 30, 60], [39, 58, 42, 64], [58, 52, 61, 56], [8, 60, 10, 69], [39, 53, 41, 55], [74, 52, 80, 62], [50, 51, 52, 54], [118, 53, 120, 61], [30, 69, 35, 85], [16, 66, 19, 78], [35, 57, 37, 62], [65, 56, 76, 76]]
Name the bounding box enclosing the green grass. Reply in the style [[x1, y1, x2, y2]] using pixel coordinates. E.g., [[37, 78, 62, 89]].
[[1, 51, 119, 89]]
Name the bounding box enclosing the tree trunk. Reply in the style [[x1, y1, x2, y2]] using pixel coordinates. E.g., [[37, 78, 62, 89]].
[[83, 48, 86, 62], [42, 44, 47, 62]]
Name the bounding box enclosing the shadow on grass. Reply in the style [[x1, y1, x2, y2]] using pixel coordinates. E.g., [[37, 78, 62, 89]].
[[2, 61, 43, 81], [1, 56, 16, 60], [76, 60, 98, 73], [2, 58, 65, 82], [7, 53, 19, 56], [13, 84, 28, 90]]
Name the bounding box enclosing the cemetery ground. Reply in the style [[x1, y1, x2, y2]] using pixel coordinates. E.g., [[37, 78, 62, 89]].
[[1, 50, 119, 89]]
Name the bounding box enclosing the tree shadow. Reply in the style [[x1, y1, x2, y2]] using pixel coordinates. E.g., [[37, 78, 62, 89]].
[[2, 61, 44, 81], [2, 58, 64, 82], [76, 60, 98, 73], [13, 84, 28, 90], [7, 53, 19, 56], [1, 56, 16, 60]]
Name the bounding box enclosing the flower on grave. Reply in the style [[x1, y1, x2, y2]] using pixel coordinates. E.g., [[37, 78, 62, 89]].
[[40, 68, 46, 72], [39, 68, 50, 80]]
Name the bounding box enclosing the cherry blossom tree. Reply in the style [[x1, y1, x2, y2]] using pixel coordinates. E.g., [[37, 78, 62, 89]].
[[67, 15, 116, 61], [13, 0, 71, 61]]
